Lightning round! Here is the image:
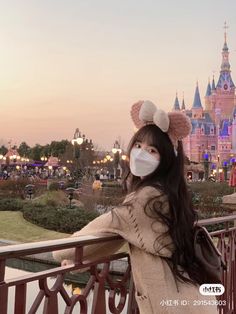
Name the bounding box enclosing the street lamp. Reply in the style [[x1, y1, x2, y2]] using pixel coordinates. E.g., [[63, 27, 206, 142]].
[[112, 140, 122, 179], [203, 152, 211, 181], [71, 128, 83, 183], [41, 156, 48, 162], [72, 128, 83, 146], [106, 153, 111, 161], [121, 154, 127, 161], [219, 168, 223, 182], [112, 140, 122, 155], [223, 161, 228, 181], [0, 155, 3, 172]]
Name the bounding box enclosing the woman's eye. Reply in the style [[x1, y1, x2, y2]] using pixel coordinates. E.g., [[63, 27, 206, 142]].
[[135, 143, 141, 148], [148, 148, 157, 154]]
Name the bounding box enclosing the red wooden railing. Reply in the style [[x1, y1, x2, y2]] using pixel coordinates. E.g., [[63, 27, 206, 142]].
[[0, 215, 235, 313]]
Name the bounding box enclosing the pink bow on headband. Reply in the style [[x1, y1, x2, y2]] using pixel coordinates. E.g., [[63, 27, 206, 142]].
[[130, 100, 192, 149]]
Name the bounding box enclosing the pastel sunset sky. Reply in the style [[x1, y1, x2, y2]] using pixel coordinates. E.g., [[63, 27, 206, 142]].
[[1, 0, 236, 150]]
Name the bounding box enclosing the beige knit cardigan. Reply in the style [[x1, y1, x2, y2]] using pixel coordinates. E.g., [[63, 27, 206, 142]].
[[53, 186, 218, 314]]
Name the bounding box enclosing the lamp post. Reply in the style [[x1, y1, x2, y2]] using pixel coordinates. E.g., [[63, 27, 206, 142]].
[[112, 140, 122, 180], [40, 156, 48, 162], [203, 152, 211, 181], [25, 184, 35, 200], [71, 128, 83, 183], [0, 154, 3, 174], [223, 162, 228, 181], [219, 168, 223, 182], [66, 187, 76, 209], [217, 154, 220, 181]]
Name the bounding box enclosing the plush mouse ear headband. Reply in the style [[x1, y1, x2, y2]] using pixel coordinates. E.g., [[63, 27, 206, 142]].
[[130, 100, 192, 152]]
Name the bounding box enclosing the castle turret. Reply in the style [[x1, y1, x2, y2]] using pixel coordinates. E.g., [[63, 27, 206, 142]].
[[192, 83, 203, 119], [216, 23, 235, 92], [212, 76, 216, 92], [181, 97, 186, 111], [205, 79, 212, 111], [213, 23, 236, 120], [205, 81, 212, 97], [173, 93, 180, 111]]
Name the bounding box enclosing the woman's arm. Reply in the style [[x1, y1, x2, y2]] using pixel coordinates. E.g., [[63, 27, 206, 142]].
[[53, 209, 127, 264]]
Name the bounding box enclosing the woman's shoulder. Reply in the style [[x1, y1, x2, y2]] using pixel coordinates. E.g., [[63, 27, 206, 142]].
[[124, 185, 164, 205], [136, 185, 163, 197]]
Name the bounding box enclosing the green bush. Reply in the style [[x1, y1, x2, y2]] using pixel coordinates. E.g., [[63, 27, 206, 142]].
[[189, 182, 235, 232], [23, 204, 99, 233], [48, 182, 60, 191], [0, 179, 31, 198], [0, 198, 24, 211], [190, 182, 233, 212], [190, 182, 233, 199], [32, 190, 69, 208], [0, 179, 46, 198]]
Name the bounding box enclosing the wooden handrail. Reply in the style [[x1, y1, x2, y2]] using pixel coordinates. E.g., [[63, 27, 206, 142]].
[[196, 214, 236, 226], [0, 215, 236, 259], [0, 214, 235, 313], [0, 234, 121, 259]]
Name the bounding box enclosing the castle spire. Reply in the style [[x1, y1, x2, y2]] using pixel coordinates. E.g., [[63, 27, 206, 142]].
[[181, 92, 186, 110], [212, 75, 216, 90], [224, 21, 228, 46], [216, 22, 235, 90], [173, 92, 180, 111], [205, 79, 212, 96], [192, 82, 203, 109]]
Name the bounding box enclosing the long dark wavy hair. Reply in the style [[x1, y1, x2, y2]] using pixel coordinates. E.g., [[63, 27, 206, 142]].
[[122, 124, 205, 287]]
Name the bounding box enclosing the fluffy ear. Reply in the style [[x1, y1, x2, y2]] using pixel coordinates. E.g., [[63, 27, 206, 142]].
[[167, 112, 192, 143], [130, 101, 145, 129], [139, 100, 157, 122], [153, 109, 170, 132]]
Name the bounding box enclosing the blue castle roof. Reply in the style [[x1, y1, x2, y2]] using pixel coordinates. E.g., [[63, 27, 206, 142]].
[[192, 84, 203, 108], [205, 82, 211, 96], [190, 112, 214, 134], [181, 98, 186, 110], [212, 77, 216, 90], [173, 95, 180, 110], [216, 72, 235, 89], [223, 41, 229, 52]]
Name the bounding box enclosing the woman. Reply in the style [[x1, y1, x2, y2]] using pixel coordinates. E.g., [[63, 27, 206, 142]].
[[53, 100, 218, 313]]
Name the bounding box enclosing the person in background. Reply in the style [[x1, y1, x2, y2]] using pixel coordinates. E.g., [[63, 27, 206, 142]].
[[92, 174, 102, 191]]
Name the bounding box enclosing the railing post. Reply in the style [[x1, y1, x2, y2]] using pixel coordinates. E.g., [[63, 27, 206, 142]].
[[0, 259, 8, 314], [0, 285, 8, 314], [90, 264, 108, 314], [14, 284, 27, 314], [91, 281, 106, 314], [43, 294, 59, 314]]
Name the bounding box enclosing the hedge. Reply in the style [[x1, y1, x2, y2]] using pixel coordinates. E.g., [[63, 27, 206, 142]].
[[22, 204, 99, 234], [0, 198, 24, 211]]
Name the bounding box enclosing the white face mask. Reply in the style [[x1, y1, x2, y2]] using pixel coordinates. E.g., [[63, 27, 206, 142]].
[[130, 147, 160, 177]]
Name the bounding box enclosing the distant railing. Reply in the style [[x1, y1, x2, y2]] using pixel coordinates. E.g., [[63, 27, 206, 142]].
[[0, 215, 235, 314]]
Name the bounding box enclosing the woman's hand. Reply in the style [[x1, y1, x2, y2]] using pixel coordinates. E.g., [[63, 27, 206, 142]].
[[61, 259, 89, 273], [61, 259, 74, 267]]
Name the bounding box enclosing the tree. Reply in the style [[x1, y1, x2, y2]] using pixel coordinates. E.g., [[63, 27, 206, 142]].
[[18, 142, 31, 157], [49, 140, 70, 157], [0, 145, 7, 155], [30, 144, 43, 161]]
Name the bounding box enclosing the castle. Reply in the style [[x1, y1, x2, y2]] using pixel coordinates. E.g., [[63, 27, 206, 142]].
[[175, 28, 236, 170]]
